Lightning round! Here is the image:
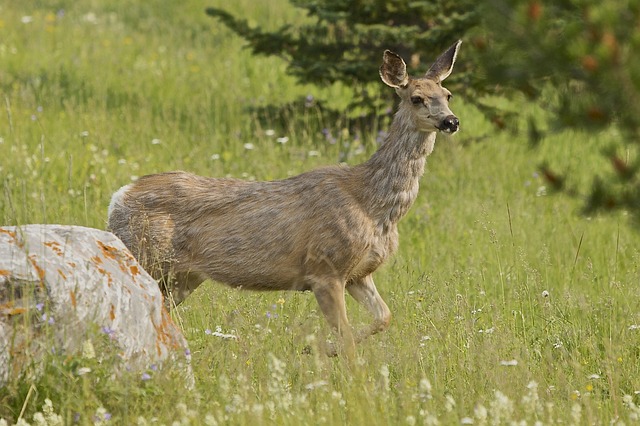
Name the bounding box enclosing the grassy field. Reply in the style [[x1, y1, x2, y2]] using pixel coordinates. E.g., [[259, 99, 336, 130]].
[[2, 0, 640, 424]]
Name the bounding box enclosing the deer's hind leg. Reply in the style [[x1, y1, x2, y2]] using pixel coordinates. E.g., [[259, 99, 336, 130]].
[[161, 271, 207, 310], [346, 275, 392, 343]]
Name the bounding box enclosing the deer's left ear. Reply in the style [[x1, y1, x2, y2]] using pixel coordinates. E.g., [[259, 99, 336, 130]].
[[425, 40, 462, 83], [380, 50, 409, 89]]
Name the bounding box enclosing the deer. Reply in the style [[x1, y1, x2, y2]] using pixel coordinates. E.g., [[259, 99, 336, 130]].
[[107, 41, 461, 357]]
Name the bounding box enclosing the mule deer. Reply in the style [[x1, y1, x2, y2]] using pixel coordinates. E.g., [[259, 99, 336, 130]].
[[107, 41, 461, 356]]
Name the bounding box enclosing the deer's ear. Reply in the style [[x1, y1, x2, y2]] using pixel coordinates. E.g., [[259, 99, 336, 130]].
[[380, 50, 409, 89], [425, 40, 461, 83]]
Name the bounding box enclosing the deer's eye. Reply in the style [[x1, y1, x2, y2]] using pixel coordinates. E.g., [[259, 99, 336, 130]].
[[410, 96, 423, 105]]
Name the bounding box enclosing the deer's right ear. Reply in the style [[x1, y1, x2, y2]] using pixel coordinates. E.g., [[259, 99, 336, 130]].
[[380, 50, 409, 89]]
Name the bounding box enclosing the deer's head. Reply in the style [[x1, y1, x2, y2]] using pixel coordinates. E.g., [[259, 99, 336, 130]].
[[380, 41, 461, 134]]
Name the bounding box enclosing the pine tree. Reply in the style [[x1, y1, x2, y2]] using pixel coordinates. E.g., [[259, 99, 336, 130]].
[[476, 0, 640, 219], [206, 0, 478, 114]]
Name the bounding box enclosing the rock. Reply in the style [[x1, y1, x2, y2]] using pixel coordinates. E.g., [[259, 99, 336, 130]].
[[0, 224, 192, 387]]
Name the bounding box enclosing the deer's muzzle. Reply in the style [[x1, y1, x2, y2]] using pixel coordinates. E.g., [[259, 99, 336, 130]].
[[439, 115, 459, 134]]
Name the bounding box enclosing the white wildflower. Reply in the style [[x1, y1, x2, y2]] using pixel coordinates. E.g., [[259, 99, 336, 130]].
[[151, 138, 161, 145], [424, 413, 440, 426], [541, 290, 549, 298], [267, 353, 293, 412], [444, 394, 456, 412], [33, 412, 46, 426], [474, 404, 488, 425], [499, 359, 518, 366], [522, 381, 541, 416], [204, 414, 218, 426], [276, 137, 289, 144], [205, 326, 238, 340], [571, 403, 582, 424], [77, 367, 92, 376], [82, 13, 98, 24], [380, 364, 390, 393], [623, 394, 640, 420], [406, 415, 416, 425], [265, 129, 275, 136], [82, 339, 96, 359], [536, 186, 547, 196], [243, 143, 254, 150], [42, 399, 63, 426], [305, 380, 328, 391], [460, 417, 474, 425], [489, 390, 514, 424], [419, 378, 433, 401]]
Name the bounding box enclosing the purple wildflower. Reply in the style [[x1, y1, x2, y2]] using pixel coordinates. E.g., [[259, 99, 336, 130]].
[[141, 372, 151, 381], [101, 326, 116, 338], [305, 94, 314, 108], [35, 302, 44, 312]]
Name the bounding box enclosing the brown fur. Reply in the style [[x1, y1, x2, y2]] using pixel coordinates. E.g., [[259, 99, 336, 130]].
[[107, 41, 462, 356]]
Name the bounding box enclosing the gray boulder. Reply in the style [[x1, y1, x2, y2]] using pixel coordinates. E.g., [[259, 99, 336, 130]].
[[0, 224, 192, 386]]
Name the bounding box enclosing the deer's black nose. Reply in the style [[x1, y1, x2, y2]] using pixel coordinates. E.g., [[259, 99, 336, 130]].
[[442, 115, 459, 133]]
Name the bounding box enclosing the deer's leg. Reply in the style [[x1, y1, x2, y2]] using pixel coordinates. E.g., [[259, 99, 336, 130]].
[[161, 271, 206, 310], [310, 277, 355, 358], [346, 275, 392, 343]]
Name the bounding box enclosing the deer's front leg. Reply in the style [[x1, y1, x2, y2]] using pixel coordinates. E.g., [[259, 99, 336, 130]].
[[310, 276, 355, 358], [346, 275, 392, 343]]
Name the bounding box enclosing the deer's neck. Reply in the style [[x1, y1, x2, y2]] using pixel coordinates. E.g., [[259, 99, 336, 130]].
[[356, 107, 436, 229]]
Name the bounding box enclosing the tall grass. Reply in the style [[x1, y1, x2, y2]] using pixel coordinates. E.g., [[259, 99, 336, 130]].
[[2, 0, 640, 424]]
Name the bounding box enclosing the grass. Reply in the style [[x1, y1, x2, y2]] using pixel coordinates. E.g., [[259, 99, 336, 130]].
[[2, 0, 640, 424]]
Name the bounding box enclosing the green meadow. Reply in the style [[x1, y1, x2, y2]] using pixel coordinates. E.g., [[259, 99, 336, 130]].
[[2, 0, 640, 424]]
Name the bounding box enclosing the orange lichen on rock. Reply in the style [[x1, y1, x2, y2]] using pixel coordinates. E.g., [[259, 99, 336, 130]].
[[153, 309, 183, 351], [96, 240, 118, 260], [0, 228, 17, 240], [109, 303, 116, 321], [70, 290, 77, 308], [129, 265, 140, 276], [28, 254, 45, 281], [44, 241, 64, 257]]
